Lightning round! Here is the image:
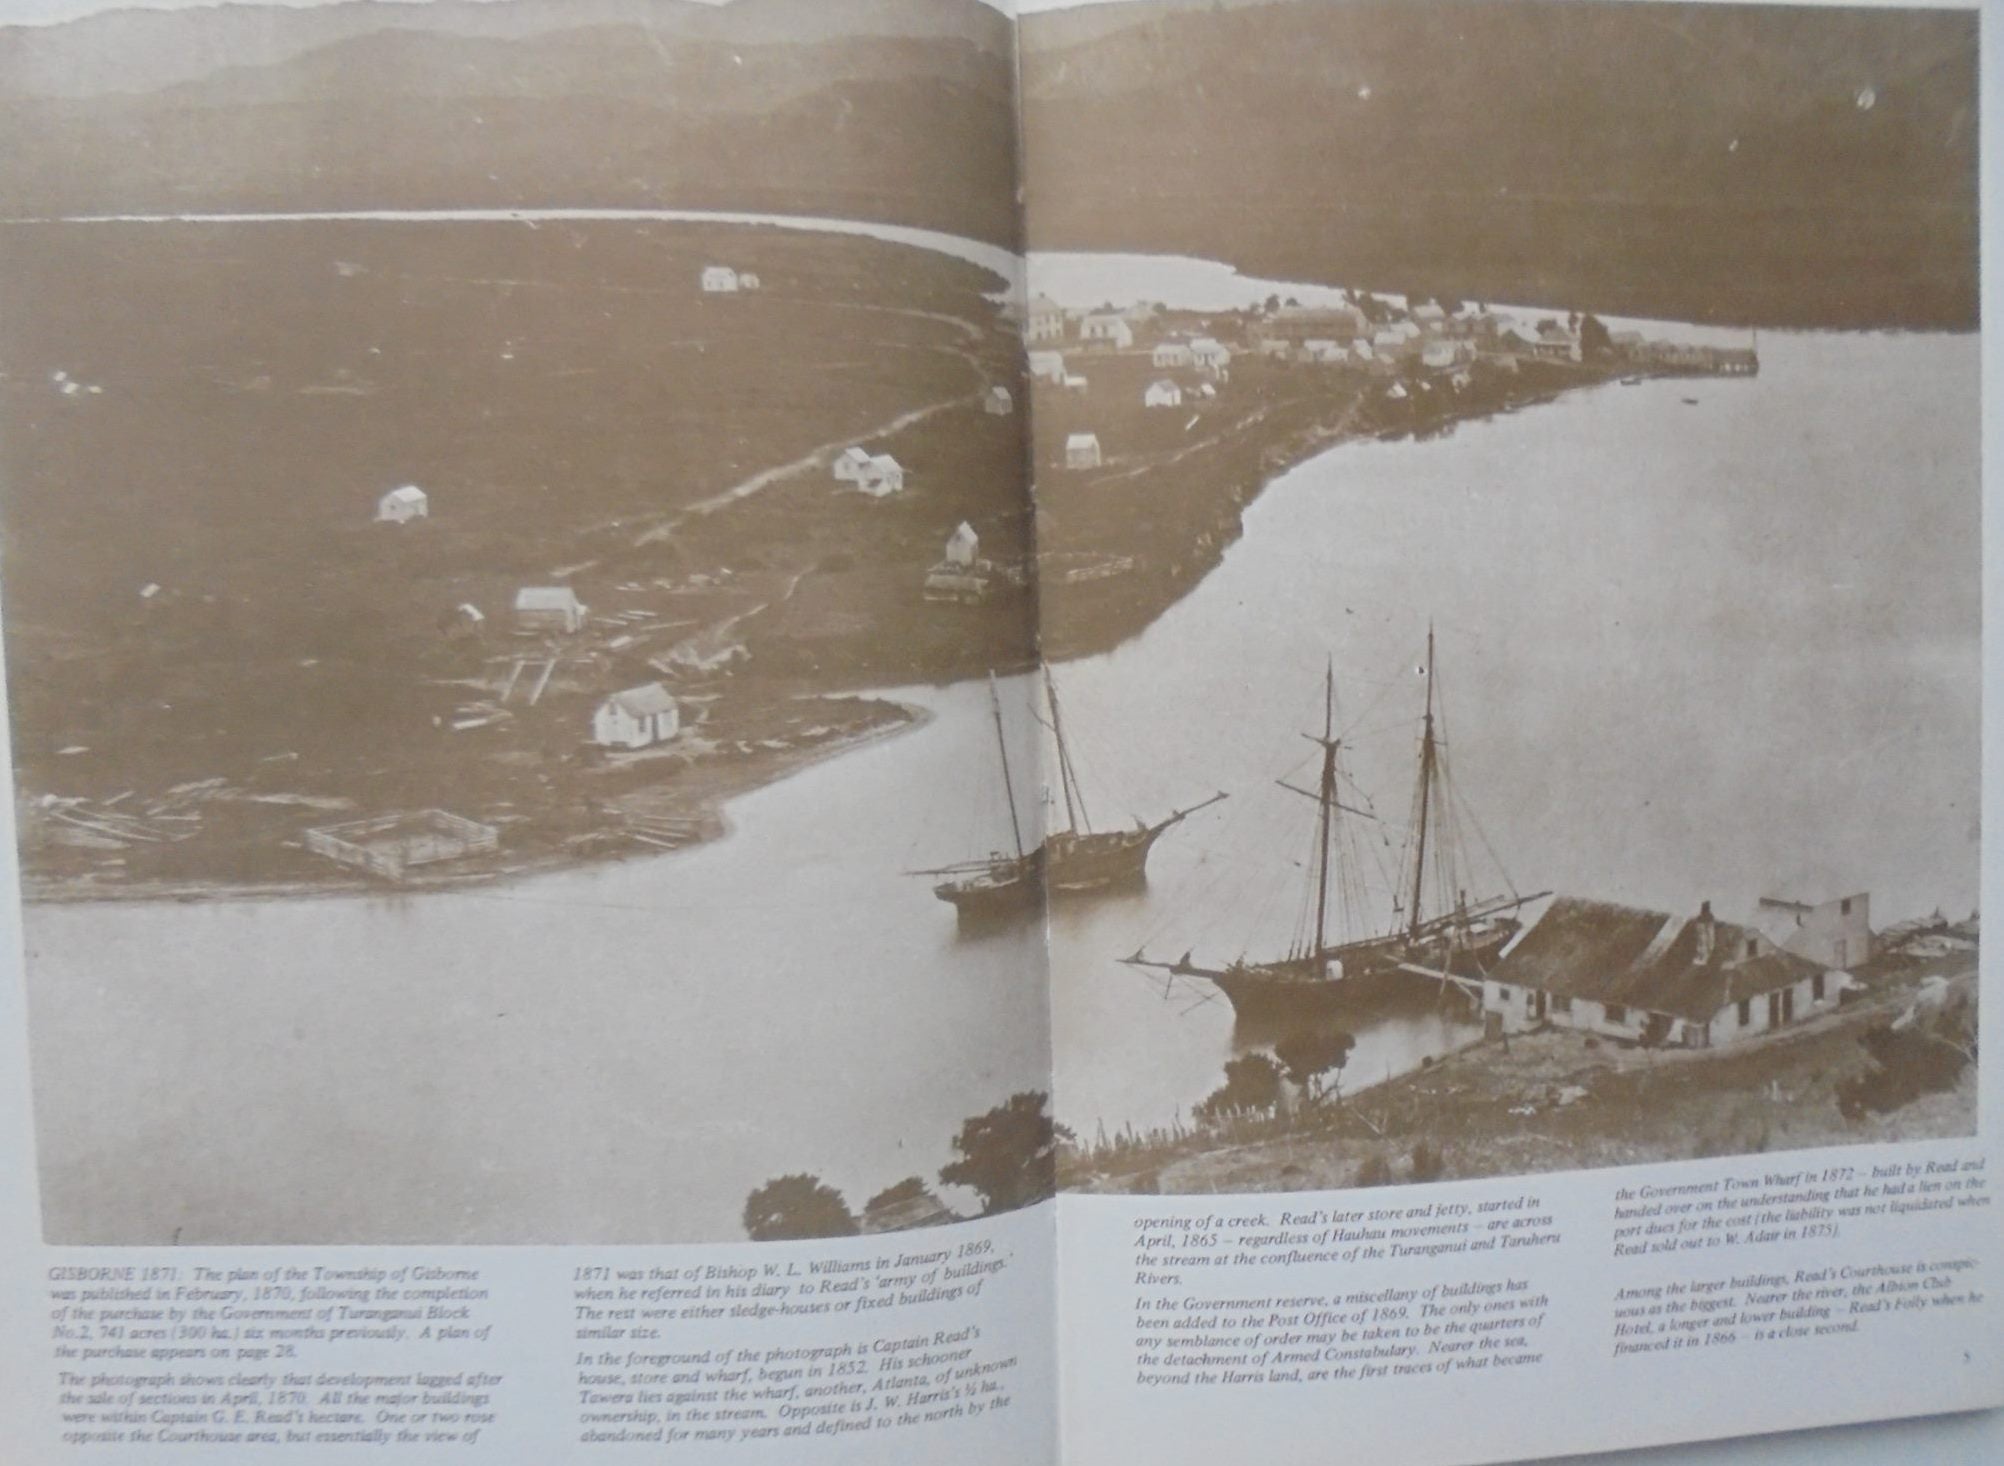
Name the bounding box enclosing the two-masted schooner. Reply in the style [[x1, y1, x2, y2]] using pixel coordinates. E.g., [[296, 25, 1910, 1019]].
[[1124, 631, 1545, 1024], [913, 669, 1225, 925]]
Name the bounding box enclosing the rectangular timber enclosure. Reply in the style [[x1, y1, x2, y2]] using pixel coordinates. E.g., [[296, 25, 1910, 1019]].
[[304, 809, 500, 880]]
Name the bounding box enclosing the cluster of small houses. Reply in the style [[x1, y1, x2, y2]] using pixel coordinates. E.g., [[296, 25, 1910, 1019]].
[[1474, 891, 1876, 1049], [1023, 293, 1757, 468], [376, 484, 688, 753]]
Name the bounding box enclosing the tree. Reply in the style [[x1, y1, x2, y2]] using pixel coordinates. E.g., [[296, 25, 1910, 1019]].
[[1275, 1027, 1356, 1103], [1579, 313, 1613, 358], [865, 1176, 932, 1214], [940, 1091, 1067, 1216], [1194, 1053, 1285, 1123], [1410, 1140, 1446, 1183], [1264, 293, 1282, 313], [742, 1173, 858, 1241]]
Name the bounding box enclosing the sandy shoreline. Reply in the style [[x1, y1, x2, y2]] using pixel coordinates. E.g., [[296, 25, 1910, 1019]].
[[22, 698, 932, 906]]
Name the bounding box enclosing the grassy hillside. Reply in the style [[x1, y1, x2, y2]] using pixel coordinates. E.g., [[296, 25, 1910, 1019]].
[[1021, 0, 1977, 329], [0, 2, 1019, 247], [0, 219, 1030, 889]]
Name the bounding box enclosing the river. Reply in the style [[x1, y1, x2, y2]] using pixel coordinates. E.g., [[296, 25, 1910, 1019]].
[[15, 215, 1979, 1242], [1044, 327, 1979, 1139]]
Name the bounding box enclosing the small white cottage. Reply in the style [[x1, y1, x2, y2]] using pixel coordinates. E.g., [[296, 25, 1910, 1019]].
[[945, 521, 980, 568], [593, 682, 681, 749], [1026, 295, 1067, 343], [985, 385, 1014, 416], [857, 454, 906, 498], [737, 272, 762, 292], [701, 266, 740, 293], [376, 485, 428, 524], [832, 446, 873, 483], [1190, 338, 1232, 372], [1066, 433, 1103, 470], [1144, 380, 1184, 409], [514, 586, 588, 634], [1152, 341, 1194, 369], [1080, 314, 1135, 349], [1027, 350, 1067, 384]]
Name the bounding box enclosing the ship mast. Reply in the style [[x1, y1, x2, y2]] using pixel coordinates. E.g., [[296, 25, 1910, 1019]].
[[1407, 625, 1437, 941], [1308, 661, 1339, 966], [989, 673, 1027, 862], [1043, 665, 1092, 836]]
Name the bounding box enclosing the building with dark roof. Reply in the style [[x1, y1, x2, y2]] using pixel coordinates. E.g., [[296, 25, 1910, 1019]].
[[1484, 895, 1853, 1047]]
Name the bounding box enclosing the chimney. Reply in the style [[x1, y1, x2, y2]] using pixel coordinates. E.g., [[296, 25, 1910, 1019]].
[[1693, 901, 1716, 965]]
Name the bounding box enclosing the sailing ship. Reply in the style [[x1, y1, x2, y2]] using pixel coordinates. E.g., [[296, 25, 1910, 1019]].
[[912, 670, 1225, 925], [1124, 630, 1545, 1024]]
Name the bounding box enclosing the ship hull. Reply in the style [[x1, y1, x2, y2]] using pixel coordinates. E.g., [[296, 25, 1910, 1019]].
[[1208, 921, 1520, 1028], [934, 853, 1044, 927], [1045, 827, 1161, 893], [934, 825, 1171, 925]]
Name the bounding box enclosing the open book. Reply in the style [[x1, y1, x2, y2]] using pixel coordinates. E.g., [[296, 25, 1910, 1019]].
[[0, 0, 1993, 1462]]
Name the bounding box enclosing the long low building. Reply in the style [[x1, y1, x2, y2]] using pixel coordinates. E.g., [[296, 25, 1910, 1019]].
[[1482, 896, 1855, 1048]]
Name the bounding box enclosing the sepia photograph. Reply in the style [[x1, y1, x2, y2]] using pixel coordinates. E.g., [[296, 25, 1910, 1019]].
[[0, 0, 1060, 1245], [1021, 0, 1982, 1198], [0, 0, 1981, 1247]]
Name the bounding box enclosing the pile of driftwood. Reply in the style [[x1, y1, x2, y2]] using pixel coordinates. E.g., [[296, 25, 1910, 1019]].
[[30, 780, 228, 849]]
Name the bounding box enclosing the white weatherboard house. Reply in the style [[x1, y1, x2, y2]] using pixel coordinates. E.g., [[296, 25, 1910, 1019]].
[[593, 682, 681, 750], [857, 454, 905, 498], [1190, 338, 1232, 372], [1027, 350, 1067, 384], [1080, 314, 1135, 349], [945, 521, 980, 568], [985, 385, 1014, 416], [1026, 295, 1067, 343], [376, 485, 428, 523], [1153, 341, 1194, 369], [1066, 433, 1103, 470], [514, 586, 588, 634], [1484, 897, 1848, 1048], [701, 266, 740, 293], [1144, 380, 1184, 409], [833, 446, 873, 483]]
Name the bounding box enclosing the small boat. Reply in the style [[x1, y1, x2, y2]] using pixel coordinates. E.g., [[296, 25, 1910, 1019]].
[[1681, 396, 1700, 406], [1619, 375, 1642, 386]]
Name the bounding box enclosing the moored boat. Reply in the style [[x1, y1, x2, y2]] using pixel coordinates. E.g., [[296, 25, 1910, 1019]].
[[1125, 629, 1544, 1026]]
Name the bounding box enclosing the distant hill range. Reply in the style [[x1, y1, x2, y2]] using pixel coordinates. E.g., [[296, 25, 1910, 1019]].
[[1020, 0, 1978, 330], [0, 0, 1019, 246]]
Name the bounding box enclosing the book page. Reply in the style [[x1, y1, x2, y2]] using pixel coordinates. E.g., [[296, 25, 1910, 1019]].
[[0, 1, 1058, 1461], [1018, 0, 2001, 1462]]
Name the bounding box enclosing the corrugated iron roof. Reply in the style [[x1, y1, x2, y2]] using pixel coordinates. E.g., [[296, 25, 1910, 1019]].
[[1495, 896, 1824, 1022]]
